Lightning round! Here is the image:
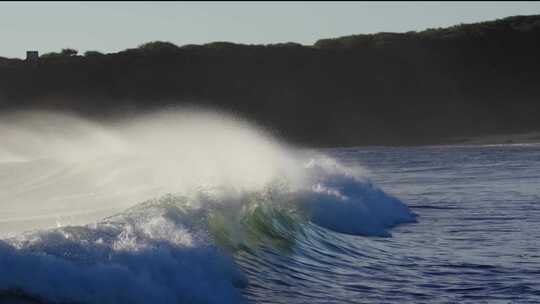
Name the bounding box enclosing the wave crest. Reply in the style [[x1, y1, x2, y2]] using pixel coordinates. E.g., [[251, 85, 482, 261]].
[[0, 110, 416, 303]]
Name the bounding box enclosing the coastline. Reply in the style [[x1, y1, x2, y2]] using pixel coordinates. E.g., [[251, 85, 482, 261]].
[[446, 131, 540, 146], [318, 131, 540, 150]]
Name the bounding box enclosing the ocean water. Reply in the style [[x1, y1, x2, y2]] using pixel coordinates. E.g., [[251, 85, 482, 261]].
[[293, 144, 540, 304], [0, 112, 539, 304]]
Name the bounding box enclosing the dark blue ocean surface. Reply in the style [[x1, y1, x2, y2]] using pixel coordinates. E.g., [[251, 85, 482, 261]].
[[240, 144, 540, 303]]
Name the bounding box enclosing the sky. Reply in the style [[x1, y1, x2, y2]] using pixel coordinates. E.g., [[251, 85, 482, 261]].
[[1, 1, 540, 58]]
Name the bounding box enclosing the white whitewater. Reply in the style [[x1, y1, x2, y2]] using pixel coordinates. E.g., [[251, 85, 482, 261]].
[[0, 109, 301, 235], [0, 109, 415, 303]]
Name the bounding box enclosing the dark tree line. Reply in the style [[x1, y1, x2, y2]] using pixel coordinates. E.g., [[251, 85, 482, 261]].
[[0, 15, 539, 146]]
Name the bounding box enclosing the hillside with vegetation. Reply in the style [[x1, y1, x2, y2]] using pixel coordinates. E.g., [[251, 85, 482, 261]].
[[0, 15, 539, 146]]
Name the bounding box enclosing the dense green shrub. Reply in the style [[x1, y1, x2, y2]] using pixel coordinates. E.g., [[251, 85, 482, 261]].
[[137, 41, 180, 52], [61, 48, 78, 56], [84, 50, 105, 57]]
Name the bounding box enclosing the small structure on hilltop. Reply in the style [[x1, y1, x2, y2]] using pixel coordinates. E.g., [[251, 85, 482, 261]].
[[26, 51, 39, 62]]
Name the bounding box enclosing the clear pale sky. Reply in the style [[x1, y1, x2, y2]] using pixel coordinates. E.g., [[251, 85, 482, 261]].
[[2, 1, 540, 58]]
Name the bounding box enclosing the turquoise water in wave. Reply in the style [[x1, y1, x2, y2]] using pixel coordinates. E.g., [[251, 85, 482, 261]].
[[240, 144, 540, 303]]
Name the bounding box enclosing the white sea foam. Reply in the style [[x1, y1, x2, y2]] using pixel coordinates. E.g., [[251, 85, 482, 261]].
[[0, 109, 415, 303]]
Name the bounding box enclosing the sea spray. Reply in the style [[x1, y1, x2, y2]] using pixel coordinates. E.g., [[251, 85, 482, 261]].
[[0, 108, 415, 303]]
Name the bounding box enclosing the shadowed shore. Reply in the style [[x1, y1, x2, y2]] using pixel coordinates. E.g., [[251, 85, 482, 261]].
[[1, 15, 539, 147]]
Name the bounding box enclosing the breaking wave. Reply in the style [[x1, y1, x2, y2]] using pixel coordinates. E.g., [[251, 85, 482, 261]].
[[0, 109, 416, 303]]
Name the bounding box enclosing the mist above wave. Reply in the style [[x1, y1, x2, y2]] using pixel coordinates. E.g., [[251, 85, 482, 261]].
[[0, 108, 416, 303], [0, 109, 303, 233], [0, 108, 416, 236]]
